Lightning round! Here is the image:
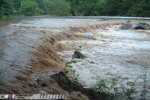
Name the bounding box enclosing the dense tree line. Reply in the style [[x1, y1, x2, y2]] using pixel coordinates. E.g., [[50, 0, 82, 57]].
[[0, 0, 150, 17], [0, 0, 70, 17], [67, 0, 150, 16]]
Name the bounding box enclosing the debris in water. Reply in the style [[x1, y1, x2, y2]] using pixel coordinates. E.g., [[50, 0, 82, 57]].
[[134, 23, 150, 30], [120, 24, 132, 30], [83, 34, 93, 39], [72, 51, 86, 59]]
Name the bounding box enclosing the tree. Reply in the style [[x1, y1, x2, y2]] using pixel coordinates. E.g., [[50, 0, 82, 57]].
[[99, 0, 123, 15], [35, 0, 45, 14], [2, 0, 14, 16], [127, 0, 150, 16], [43, 0, 70, 16], [19, 0, 40, 16], [0, 0, 4, 17], [0, 0, 150, 17]]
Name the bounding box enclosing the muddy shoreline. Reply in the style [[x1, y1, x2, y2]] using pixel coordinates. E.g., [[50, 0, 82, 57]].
[[0, 19, 150, 99]]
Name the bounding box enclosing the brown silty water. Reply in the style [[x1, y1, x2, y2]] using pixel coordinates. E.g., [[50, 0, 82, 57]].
[[0, 18, 150, 100]]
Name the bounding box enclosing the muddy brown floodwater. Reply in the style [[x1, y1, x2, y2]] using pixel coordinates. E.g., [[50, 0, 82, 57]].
[[0, 18, 150, 100]]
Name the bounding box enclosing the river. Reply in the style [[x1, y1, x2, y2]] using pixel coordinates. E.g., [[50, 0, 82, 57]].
[[0, 16, 150, 100]]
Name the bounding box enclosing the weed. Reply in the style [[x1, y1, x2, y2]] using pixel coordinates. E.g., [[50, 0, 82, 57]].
[[95, 79, 109, 92], [53, 71, 132, 100], [52, 68, 138, 100], [123, 87, 136, 99], [93, 78, 137, 100], [52, 71, 83, 93], [66, 60, 77, 68], [52, 69, 109, 100], [94, 79, 120, 100]]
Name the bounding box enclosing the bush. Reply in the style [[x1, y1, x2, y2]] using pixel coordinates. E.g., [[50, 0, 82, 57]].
[[19, 0, 40, 16], [43, 0, 71, 16]]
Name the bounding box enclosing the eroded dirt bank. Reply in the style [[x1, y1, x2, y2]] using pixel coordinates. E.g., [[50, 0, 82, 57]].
[[0, 18, 150, 99]]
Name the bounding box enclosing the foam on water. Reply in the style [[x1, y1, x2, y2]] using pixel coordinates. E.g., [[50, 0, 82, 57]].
[[60, 26, 150, 99]]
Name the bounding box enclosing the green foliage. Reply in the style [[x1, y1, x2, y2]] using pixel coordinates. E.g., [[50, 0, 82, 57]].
[[67, 0, 150, 16], [123, 88, 136, 99], [66, 60, 77, 67], [52, 71, 83, 92], [43, 0, 70, 16], [1, 0, 14, 16], [0, 0, 4, 17], [53, 62, 138, 100], [0, 0, 150, 17], [19, 0, 40, 16], [0, 8, 3, 18], [0, 0, 70, 17], [53, 70, 137, 100], [96, 79, 109, 92]]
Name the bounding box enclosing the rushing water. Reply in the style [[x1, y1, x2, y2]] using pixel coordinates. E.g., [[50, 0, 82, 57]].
[[0, 16, 150, 99], [1, 16, 150, 28], [0, 18, 22, 28]]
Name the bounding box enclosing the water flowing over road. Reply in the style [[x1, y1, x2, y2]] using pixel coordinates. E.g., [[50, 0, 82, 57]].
[[0, 17, 150, 100]]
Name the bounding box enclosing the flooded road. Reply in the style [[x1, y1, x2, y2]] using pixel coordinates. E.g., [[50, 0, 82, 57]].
[[0, 17, 150, 99], [59, 25, 150, 99], [0, 18, 115, 95]]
